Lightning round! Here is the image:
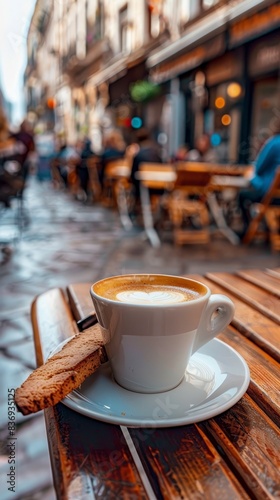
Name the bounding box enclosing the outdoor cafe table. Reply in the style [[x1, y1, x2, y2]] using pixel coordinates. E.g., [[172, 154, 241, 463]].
[[135, 165, 252, 247], [31, 268, 280, 499]]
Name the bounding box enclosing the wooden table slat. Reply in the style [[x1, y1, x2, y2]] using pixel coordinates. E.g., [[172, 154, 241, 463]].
[[200, 394, 280, 500], [219, 327, 280, 427], [46, 404, 150, 499], [129, 425, 250, 500], [205, 272, 280, 324], [66, 283, 94, 321], [188, 274, 280, 362], [266, 268, 280, 279], [236, 269, 280, 297]]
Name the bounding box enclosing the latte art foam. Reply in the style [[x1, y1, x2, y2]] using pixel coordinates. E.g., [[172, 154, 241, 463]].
[[109, 284, 200, 305], [117, 290, 187, 305], [93, 275, 206, 304]]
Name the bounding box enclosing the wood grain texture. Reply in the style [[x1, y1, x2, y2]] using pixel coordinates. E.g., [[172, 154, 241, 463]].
[[129, 425, 250, 499], [46, 404, 149, 500], [200, 395, 280, 500], [219, 327, 280, 427], [236, 269, 280, 297], [66, 283, 94, 322]]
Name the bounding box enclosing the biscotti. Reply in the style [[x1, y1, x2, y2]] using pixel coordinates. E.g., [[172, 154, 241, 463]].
[[15, 325, 104, 415]]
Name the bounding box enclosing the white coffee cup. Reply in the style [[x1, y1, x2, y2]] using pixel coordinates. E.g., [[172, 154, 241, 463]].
[[90, 274, 234, 394]]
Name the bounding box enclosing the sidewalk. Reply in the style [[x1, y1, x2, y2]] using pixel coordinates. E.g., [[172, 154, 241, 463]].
[[0, 176, 279, 499]]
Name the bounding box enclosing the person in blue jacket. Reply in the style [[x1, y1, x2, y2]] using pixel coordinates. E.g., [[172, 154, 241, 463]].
[[238, 117, 280, 235]]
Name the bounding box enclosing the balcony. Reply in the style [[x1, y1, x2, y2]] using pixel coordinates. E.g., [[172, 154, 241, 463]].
[[86, 20, 103, 52]]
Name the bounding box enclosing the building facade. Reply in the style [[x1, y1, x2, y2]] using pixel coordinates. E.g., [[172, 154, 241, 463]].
[[25, 0, 280, 162]]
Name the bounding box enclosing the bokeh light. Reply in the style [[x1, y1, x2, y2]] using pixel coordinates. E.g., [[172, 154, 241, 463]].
[[131, 116, 143, 129], [221, 114, 231, 126], [215, 96, 225, 109], [227, 82, 242, 98], [211, 133, 222, 146]]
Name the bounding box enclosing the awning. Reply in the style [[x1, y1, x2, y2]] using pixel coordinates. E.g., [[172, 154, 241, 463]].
[[88, 57, 128, 87], [147, 0, 265, 69]]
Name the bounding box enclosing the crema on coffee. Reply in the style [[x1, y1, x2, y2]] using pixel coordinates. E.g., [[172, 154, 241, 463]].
[[93, 275, 206, 305]]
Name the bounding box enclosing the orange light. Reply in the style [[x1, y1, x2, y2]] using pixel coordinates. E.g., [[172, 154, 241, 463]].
[[148, 0, 161, 12], [227, 82, 242, 98], [47, 97, 56, 109], [215, 96, 225, 109], [221, 114, 231, 126]]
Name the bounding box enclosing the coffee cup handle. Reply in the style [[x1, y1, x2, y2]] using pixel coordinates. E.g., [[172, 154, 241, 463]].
[[191, 294, 235, 354]]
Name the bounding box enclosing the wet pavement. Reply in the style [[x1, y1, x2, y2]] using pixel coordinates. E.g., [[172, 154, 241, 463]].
[[0, 175, 279, 499]]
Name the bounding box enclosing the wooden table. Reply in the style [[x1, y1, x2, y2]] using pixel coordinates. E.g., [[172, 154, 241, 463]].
[[174, 163, 253, 245], [31, 268, 280, 499], [135, 165, 252, 247]]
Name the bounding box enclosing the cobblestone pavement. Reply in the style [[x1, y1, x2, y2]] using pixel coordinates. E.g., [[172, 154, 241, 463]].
[[0, 176, 279, 499]]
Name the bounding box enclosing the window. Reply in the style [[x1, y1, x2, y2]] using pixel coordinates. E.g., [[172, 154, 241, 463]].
[[202, 0, 220, 9], [119, 5, 130, 53], [179, 0, 201, 23], [146, 3, 153, 39], [86, 0, 104, 51]]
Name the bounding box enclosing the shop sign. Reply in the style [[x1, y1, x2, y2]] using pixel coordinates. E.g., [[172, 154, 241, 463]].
[[229, 3, 280, 46], [205, 50, 243, 87], [150, 35, 225, 83], [249, 35, 280, 76]]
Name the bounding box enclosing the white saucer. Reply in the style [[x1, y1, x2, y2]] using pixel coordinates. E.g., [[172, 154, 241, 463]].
[[51, 338, 250, 428]]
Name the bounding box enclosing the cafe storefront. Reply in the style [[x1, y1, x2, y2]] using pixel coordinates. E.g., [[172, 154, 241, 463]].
[[204, 48, 245, 163], [148, 34, 226, 158], [247, 31, 280, 159], [228, 2, 280, 162], [147, 1, 280, 163]]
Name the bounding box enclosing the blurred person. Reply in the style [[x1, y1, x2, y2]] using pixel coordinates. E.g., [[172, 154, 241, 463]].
[[99, 129, 126, 187], [130, 127, 162, 201], [12, 119, 35, 180], [76, 137, 95, 200], [238, 117, 280, 236], [52, 139, 81, 187], [172, 144, 189, 162], [35, 129, 55, 181], [0, 109, 10, 142], [0, 110, 30, 206], [187, 134, 218, 163], [53, 143, 69, 187]]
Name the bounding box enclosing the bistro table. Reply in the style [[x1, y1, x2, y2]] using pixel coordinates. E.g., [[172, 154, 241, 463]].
[[135, 165, 252, 247], [31, 268, 280, 499]]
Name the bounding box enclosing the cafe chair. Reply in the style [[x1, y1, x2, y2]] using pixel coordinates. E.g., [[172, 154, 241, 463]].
[[243, 167, 280, 250], [50, 158, 66, 189], [102, 158, 133, 229], [168, 170, 212, 245], [265, 207, 280, 252], [86, 156, 102, 202], [102, 158, 131, 207], [137, 163, 176, 238]]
